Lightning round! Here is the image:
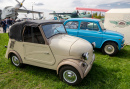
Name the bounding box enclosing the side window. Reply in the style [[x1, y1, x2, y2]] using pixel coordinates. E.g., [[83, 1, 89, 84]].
[[80, 22, 99, 31], [80, 22, 88, 29], [23, 26, 45, 44], [23, 26, 32, 42], [87, 22, 94, 30], [93, 23, 99, 31], [65, 21, 78, 29]]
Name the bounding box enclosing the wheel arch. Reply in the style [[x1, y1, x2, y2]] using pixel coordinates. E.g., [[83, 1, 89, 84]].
[[57, 59, 84, 79], [8, 50, 23, 63], [101, 40, 118, 49]]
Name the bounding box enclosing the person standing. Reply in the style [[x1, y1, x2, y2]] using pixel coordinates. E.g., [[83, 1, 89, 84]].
[[5, 17, 10, 29], [9, 18, 13, 26], [12, 18, 15, 24], [1, 19, 7, 33]]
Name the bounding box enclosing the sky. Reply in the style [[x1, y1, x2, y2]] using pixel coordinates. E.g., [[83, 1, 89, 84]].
[[0, 0, 130, 19]]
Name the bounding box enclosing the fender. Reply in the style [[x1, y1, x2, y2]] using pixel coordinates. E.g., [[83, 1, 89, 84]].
[[8, 50, 23, 63], [57, 59, 85, 79], [100, 39, 119, 49]]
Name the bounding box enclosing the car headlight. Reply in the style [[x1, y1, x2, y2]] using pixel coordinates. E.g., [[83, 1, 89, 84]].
[[122, 38, 125, 43], [82, 52, 89, 60]]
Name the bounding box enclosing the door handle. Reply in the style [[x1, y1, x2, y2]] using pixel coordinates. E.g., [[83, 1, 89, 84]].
[[44, 52, 49, 55]]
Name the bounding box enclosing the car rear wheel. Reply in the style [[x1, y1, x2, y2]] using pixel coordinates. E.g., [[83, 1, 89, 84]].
[[102, 42, 118, 56], [59, 66, 82, 85], [11, 54, 23, 67]]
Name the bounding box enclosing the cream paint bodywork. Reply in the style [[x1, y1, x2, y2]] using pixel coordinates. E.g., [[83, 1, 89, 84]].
[[6, 34, 94, 78], [48, 34, 80, 56], [49, 34, 93, 64], [23, 43, 55, 65]]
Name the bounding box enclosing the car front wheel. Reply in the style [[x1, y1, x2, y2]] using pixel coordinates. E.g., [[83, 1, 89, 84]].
[[11, 54, 23, 67], [102, 42, 118, 56], [59, 66, 82, 85]]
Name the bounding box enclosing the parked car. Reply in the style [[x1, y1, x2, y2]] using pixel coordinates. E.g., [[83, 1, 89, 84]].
[[5, 20, 95, 85], [64, 18, 125, 56]]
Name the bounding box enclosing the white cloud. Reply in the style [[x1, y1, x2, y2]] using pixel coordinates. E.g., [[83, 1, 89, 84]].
[[117, 3, 121, 5], [107, 5, 111, 6], [0, 0, 130, 19], [34, 3, 44, 6]]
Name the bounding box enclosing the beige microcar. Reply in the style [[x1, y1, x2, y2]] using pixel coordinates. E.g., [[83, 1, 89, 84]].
[[5, 20, 95, 85]]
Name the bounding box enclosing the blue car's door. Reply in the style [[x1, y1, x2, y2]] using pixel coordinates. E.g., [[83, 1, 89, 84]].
[[65, 21, 79, 36], [78, 21, 103, 48]]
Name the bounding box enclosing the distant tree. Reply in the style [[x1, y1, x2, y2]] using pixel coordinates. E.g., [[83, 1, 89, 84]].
[[93, 12, 104, 19], [98, 12, 102, 19], [93, 12, 98, 18], [87, 12, 90, 14], [100, 13, 105, 19]]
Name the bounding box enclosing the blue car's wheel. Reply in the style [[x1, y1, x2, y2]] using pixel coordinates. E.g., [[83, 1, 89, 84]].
[[102, 42, 118, 56]]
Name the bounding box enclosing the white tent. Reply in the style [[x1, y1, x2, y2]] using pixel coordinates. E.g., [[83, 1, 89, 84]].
[[104, 8, 130, 45]]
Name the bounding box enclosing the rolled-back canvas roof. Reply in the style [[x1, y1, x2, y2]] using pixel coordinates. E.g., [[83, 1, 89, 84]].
[[9, 20, 62, 41]]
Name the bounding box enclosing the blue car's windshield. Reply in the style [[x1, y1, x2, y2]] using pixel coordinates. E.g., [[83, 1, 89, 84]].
[[42, 24, 66, 39]]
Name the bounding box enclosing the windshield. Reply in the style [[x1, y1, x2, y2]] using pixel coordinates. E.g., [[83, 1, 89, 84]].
[[99, 21, 105, 30], [42, 24, 66, 39]]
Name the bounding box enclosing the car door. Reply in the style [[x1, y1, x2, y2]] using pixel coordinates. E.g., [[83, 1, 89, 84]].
[[65, 21, 79, 36], [22, 26, 55, 65], [78, 21, 103, 48]]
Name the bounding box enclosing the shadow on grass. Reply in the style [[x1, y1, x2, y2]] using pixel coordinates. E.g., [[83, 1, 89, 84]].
[[21, 64, 59, 80], [94, 47, 130, 59], [115, 48, 130, 59], [93, 48, 102, 55], [17, 62, 121, 89], [76, 64, 121, 89]]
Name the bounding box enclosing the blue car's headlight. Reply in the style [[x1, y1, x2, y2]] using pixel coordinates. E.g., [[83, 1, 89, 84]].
[[122, 38, 125, 43]]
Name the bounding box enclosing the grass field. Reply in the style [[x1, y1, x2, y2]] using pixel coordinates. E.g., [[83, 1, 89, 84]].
[[0, 33, 130, 89]]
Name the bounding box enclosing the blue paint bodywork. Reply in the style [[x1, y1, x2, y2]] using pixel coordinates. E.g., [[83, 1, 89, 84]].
[[64, 18, 124, 50]]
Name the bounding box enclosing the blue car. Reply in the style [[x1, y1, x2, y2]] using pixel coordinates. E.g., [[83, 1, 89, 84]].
[[64, 18, 125, 56]]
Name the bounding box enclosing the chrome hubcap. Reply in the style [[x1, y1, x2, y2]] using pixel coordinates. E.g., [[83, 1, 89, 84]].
[[12, 56, 20, 66], [105, 45, 114, 54], [63, 70, 77, 83]]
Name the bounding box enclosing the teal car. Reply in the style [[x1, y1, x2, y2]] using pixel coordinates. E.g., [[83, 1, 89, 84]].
[[64, 18, 125, 56]]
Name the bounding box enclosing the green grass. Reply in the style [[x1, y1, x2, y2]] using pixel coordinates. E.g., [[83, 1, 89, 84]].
[[0, 33, 130, 89]]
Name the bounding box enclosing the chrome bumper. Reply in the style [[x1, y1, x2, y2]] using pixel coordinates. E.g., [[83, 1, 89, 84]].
[[121, 44, 125, 49], [84, 54, 95, 77]]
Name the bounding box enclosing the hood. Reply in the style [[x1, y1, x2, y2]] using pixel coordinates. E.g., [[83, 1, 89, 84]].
[[103, 30, 124, 37], [49, 34, 93, 56], [49, 34, 80, 56], [70, 38, 93, 56]]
